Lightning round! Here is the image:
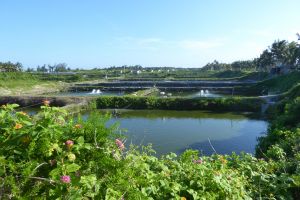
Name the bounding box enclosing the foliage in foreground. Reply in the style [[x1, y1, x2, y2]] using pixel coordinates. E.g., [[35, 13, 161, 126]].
[[0, 104, 297, 199], [256, 97, 300, 198]]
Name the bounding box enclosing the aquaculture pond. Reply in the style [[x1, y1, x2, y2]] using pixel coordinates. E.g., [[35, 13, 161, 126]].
[[54, 90, 129, 97], [84, 109, 268, 156], [163, 90, 225, 98], [54, 89, 234, 98]]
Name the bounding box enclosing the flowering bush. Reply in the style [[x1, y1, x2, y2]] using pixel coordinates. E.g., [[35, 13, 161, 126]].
[[0, 104, 296, 199]]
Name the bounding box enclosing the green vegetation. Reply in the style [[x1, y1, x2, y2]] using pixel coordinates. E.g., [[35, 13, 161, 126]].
[[1, 97, 299, 199], [202, 40, 300, 73], [245, 72, 300, 95], [257, 40, 300, 71], [255, 95, 300, 198], [0, 72, 38, 88], [33, 73, 83, 82], [0, 61, 23, 72], [131, 87, 160, 97], [96, 96, 263, 112], [71, 66, 267, 81], [0, 73, 67, 96], [0, 37, 299, 198]]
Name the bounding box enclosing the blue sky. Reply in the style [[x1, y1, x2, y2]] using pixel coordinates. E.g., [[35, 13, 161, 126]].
[[0, 0, 300, 69]]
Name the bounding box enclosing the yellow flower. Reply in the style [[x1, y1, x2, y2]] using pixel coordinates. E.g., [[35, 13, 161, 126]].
[[181, 197, 187, 200], [74, 124, 82, 129], [14, 123, 23, 130], [220, 158, 227, 165], [18, 111, 29, 117]]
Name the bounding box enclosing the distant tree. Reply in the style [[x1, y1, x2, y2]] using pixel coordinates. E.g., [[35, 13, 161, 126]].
[[26, 67, 35, 72], [270, 40, 288, 64], [257, 49, 274, 71], [48, 64, 55, 72], [36, 64, 48, 72], [15, 62, 23, 71], [54, 63, 68, 72], [256, 40, 300, 71], [285, 41, 299, 66], [0, 61, 23, 72]]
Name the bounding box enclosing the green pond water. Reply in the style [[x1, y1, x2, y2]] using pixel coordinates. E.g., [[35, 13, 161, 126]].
[[85, 110, 268, 156], [23, 108, 267, 156]]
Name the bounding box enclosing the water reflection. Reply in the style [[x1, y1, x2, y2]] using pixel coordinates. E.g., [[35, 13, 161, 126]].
[[99, 110, 268, 156]]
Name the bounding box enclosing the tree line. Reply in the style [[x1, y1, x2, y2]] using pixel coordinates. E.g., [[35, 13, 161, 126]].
[[0, 62, 23, 72], [202, 39, 300, 72], [33, 63, 71, 73], [257, 40, 300, 71]]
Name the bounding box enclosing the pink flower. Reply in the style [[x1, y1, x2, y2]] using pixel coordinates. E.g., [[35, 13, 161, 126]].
[[60, 175, 71, 183], [65, 140, 74, 149], [193, 159, 203, 164], [115, 139, 125, 150]]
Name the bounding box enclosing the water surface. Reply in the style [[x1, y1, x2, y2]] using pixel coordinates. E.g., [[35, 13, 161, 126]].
[[92, 110, 268, 156], [56, 91, 128, 97]]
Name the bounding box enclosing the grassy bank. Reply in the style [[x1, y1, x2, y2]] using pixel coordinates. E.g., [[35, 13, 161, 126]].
[[106, 71, 268, 81], [96, 96, 264, 112], [232, 72, 300, 96], [0, 72, 68, 96], [250, 72, 300, 94]]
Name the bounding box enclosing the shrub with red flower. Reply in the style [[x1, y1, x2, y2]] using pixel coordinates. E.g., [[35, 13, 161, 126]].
[[115, 139, 125, 150], [193, 159, 203, 164], [65, 140, 74, 149], [60, 175, 71, 184]]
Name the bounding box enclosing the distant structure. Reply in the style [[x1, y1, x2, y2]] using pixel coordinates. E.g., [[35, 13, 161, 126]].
[[297, 33, 300, 40]]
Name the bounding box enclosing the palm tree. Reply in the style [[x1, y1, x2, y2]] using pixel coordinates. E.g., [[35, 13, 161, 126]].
[[270, 40, 288, 64], [285, 42, 298, 66], [257, 50, 273, 71]]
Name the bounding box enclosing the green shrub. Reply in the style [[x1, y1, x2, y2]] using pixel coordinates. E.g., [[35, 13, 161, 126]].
[[96, 96, 263, 112], [0, 104, 297, 199]]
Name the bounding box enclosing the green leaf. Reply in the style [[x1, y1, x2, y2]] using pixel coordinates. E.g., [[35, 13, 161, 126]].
[[66, 163, 81, 173], [13, 150, 22, 155], [80, 175, 97, 189], [77, 136, 84, 146], [23, 120, 33, 126], [49, 167, 61, 179]]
